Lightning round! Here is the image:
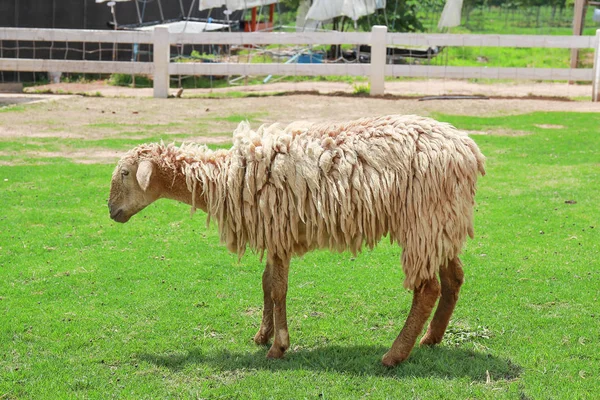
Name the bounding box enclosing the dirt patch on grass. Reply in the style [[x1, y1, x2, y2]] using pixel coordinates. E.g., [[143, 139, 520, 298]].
[[0, 149, 124, 165], [468, 128, 532, 136], [0, 135, 232, 165], [534, 124, 565, 129], [1, 87, 598, 165], [1, 93, 597, 141]]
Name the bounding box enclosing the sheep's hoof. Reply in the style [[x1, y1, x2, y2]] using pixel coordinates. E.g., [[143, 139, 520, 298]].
[[253, 330, 273, 346], [266, 345, 287, 359], [254, 327, 273, 346], [419, 333, 443, 346], [381, 351, 408, 368]]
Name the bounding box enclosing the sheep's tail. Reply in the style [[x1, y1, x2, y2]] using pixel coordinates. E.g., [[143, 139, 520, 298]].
[[475, 147, 486, 177], [466, 135, 486, 242], [468, 137, 487, 177]]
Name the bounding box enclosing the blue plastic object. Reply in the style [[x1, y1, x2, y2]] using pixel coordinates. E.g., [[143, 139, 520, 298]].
[[297, 53, 323, 64]]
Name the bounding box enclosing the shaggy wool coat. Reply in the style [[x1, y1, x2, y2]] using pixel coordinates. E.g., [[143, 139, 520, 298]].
[[121, 115, 485, 289]]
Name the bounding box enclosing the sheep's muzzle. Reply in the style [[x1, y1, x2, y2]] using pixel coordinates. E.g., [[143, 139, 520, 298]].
[[108, 203, 130, 223]]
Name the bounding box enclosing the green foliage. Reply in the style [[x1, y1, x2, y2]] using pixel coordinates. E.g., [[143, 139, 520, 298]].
[[109, 73, 153, 88], [108, 73, 238, 90], [1, 110, 600, 398], [81, 91, 104, 98], [352, 82, 371, 95], [213, 112, 267, 123], [417, 4, 599, 69], [0, 105, 26, 113], [280, 0, 301, 8], [175, 75, 231, 89], [189, 50, 217, 61], [359, 0, 426, 32], [55, 73, 107, 85]]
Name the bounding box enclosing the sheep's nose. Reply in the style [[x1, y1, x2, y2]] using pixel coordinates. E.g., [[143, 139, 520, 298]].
[[109, 206, 125, 221], [108, 203, 118, 218]]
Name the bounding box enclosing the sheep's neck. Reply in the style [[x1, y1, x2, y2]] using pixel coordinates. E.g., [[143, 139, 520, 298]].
[[162, 172, 207, 211], [158, 150, 231, 215]]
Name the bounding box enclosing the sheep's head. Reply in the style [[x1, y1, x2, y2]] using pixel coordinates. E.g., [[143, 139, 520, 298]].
[[108, 159, 162, 223]]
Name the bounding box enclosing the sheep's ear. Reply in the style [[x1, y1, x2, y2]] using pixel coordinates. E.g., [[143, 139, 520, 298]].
[[136, 161, 154, 192]]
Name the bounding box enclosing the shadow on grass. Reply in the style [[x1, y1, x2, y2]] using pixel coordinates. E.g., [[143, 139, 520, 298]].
[[140, 344, 521, 382]]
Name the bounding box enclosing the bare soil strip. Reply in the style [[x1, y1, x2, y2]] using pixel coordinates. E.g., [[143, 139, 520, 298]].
[[2, 85, 598, 164]]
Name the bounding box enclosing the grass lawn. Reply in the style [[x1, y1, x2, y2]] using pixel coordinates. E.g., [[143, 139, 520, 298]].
[[1, 108, 599, 399]]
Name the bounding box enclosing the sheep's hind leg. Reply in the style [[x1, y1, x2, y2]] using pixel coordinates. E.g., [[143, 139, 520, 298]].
[[266, 254, 291, 359], [382, 277, 440, 367], [254, 262, 274, 345], [420, 257, 464, 346]]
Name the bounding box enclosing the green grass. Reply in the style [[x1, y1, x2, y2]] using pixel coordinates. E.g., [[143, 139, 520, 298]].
[[0, 105, 26, 113], [1, 111, 599, 398], [352, 83, 371, 95], [0, 106, 252, 163], [109, 74, 153, 88], [0, 135, 219, 153], [213, 112, 267, 124]]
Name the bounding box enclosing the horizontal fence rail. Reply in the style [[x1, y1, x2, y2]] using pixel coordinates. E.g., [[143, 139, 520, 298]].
[[387, 33, 597, 49], [0, 28, 153, 44], [1, 27, 595, 49], [0, 59, 153, 75], [1, 26, 599, 100], [169, 31, 598, 49]]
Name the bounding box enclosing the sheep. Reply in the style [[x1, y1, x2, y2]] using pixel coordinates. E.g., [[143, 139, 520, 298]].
[[108, 114, 485, 366]]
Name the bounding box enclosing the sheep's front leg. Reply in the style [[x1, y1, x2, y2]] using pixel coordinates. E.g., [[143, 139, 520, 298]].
[[254, 262, 274, 345], [420, 257, 464, 346], [266, 254, 290, 359], [382, 277, 440, 367]]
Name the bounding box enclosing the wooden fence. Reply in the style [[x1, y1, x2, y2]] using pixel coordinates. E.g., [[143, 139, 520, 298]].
[[1, 26, 599, 100]]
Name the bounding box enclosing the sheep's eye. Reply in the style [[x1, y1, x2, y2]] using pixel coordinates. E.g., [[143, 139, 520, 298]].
[[121, 170, 130, 176]]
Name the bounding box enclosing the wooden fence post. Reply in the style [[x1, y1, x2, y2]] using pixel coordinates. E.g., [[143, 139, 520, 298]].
[[593, 29, 600, 102], [570, 0, 586, 74], [370, 25, 387, 96], [153, 26, 170, 99]]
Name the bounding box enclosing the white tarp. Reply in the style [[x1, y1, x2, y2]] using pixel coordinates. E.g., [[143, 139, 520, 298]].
[[296, 0, 320, 31], [594, 8, 600, 23], [438, 0, 463, 29], [199, 0, 279, 11], [305, 0, 386, 22], [136, 20, 228, 33]]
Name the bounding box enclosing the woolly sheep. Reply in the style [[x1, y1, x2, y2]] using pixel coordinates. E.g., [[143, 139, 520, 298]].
[[108, 114, 486, 366]]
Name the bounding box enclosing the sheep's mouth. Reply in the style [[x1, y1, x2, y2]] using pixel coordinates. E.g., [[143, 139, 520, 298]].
[[110, 208, 130, 223]]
